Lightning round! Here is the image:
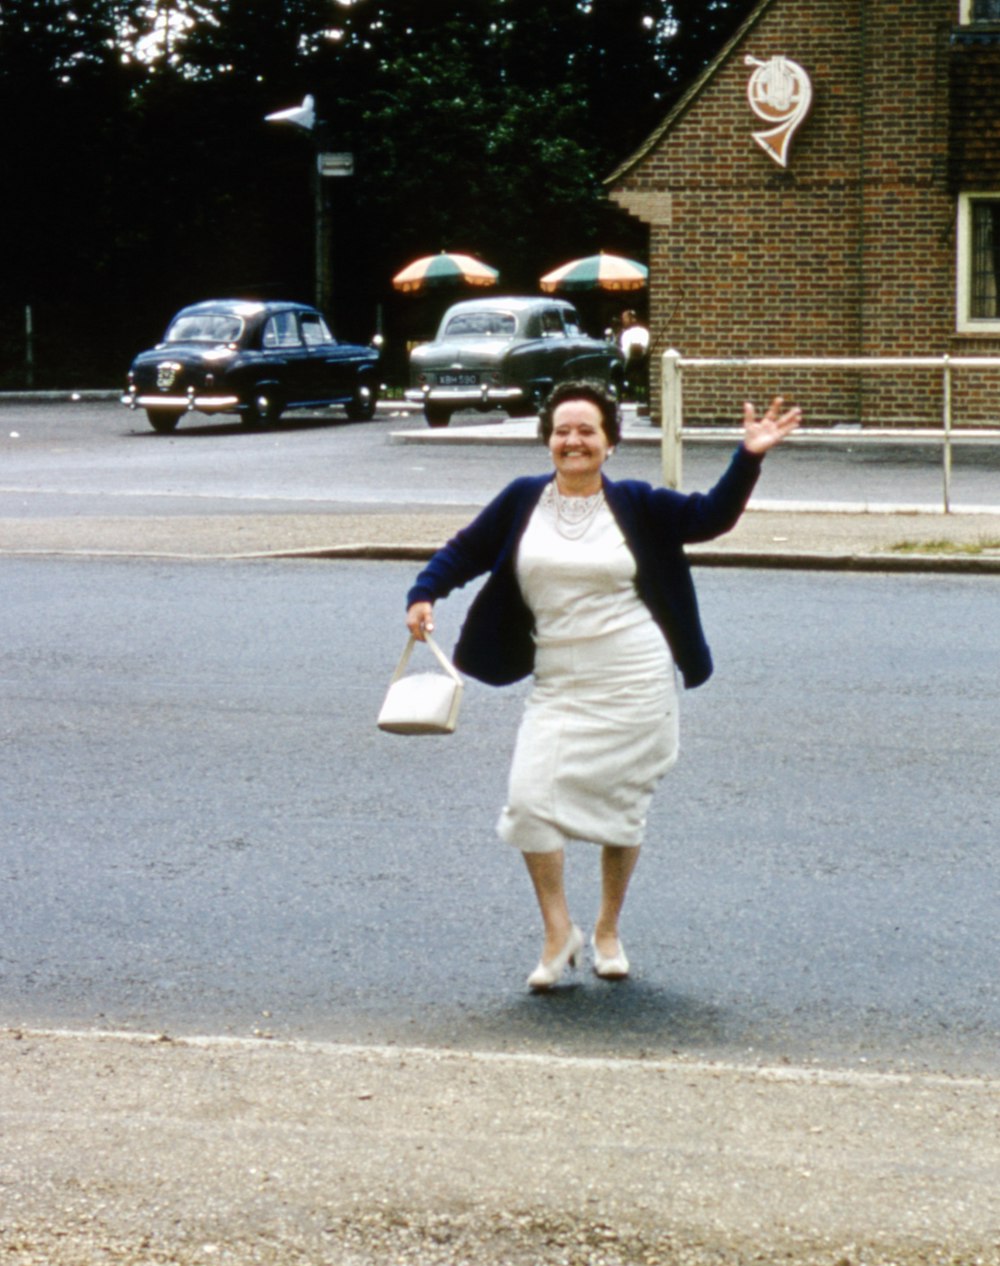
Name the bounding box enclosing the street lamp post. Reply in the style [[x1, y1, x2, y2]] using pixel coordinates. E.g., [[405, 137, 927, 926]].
[[265, 95, 353, 318]]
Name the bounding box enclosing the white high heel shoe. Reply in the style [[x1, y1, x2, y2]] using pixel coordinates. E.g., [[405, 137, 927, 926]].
[[591, 933, 630, 980], [527, 924, 584, 991]]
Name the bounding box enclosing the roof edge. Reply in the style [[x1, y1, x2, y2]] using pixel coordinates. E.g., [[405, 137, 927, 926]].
[[605, 0, 781, 188]]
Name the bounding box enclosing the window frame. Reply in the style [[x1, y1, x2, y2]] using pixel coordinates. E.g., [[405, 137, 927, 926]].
[[262, 311, 303, 349], [956, 192, 1000, 333], [958, 0, 1000, 22], [540, 308, 567, 337], [300, 313, 334, 347]]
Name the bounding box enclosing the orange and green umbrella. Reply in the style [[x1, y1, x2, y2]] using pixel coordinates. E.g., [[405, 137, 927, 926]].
[[540, 252, 648, 293], [392, 251, 499, 293]]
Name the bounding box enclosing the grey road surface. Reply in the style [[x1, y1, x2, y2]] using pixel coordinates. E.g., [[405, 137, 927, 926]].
[[2, 556, 997, 1077], [2, 399, 999, 515]]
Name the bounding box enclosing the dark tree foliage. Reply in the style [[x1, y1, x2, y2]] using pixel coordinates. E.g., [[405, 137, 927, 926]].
[[0, 0, 148, 380], [663, 0, 761, 87], [0, 0, 759, 387]]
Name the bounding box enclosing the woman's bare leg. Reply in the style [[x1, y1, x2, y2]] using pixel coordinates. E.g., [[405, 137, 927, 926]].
[[594, 845, 640, 957], [522, 849, 573, 961]]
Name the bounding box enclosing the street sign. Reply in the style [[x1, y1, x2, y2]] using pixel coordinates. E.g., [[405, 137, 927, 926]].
[[317, 151, 354, 177]]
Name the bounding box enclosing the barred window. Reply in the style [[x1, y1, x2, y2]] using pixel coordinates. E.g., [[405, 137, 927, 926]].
[[957, 194, 1000, 331], [970, 201, 1000, 319]]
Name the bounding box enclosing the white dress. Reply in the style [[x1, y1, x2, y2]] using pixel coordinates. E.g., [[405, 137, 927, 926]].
[[496, 487, 679, 854]]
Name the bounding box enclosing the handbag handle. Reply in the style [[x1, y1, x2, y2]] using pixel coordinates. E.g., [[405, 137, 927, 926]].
[[389, 632, 463, 685]]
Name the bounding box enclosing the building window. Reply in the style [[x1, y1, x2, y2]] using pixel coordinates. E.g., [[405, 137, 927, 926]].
[[959, 0, 1000, 21], [957, 194, 1000, 332], [972, 203, 1000, 316]]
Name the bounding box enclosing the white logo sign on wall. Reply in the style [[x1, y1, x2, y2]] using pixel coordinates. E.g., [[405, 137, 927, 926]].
[[745, 54, 813, 168]]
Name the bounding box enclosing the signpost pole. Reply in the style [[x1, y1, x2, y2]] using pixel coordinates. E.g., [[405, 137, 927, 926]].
[[314, 151, 354, 318]]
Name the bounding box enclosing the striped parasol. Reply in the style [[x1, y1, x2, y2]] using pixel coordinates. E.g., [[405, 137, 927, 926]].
[[392, 251, 499, 293], [540, 252, 648, 293]]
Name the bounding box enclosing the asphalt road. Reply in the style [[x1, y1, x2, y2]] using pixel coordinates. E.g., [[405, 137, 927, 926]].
[[3, 556, 997, 1077], [2, 398, 999, 515]]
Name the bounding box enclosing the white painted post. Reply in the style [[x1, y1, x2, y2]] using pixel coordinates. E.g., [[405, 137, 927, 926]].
[[661, 348, 683, 490], [942, 355, 953, 515]]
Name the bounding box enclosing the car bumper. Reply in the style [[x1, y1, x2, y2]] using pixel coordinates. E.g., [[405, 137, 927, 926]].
[[405, 385, 524, 407], [122, 389, 241, 413]]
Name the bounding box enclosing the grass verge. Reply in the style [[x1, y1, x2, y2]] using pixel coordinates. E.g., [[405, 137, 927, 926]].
[[890, 537, 1000, 556]]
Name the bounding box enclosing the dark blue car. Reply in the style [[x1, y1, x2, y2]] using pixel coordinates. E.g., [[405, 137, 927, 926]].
[[123, 299, 381, 433]]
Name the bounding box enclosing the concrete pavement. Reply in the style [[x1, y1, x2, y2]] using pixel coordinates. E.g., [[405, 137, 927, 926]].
[[4, 1026, 999, 1266], [4, 502, 1000, 572]]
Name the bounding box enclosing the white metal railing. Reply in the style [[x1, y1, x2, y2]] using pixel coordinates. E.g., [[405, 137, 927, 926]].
[[660, 351, 1000, 512]]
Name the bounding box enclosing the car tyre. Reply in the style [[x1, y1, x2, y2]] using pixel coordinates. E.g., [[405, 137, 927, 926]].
[[145, 408, 183, 434], [507, 383, 548, 418], [424, 403, 453, 428], [345, 376, 378, 421], [243, 387, 284, 427]]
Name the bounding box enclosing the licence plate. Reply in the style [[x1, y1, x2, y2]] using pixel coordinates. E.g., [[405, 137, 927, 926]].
[[437, 372, 477, 386]]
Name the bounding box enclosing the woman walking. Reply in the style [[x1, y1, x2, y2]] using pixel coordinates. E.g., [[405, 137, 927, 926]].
[[406, 381, 800, 990]]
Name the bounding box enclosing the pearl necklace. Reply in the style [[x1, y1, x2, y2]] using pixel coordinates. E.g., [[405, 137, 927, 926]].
[[542, 481, 605, 540]]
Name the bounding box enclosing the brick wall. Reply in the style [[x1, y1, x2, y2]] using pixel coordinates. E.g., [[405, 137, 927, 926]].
[[950, 35, 1000, 188], [610, 0, 1000, 427]]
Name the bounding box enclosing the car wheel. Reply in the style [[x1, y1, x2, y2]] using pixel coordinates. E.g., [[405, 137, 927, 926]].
[[345, 376, 378, 421], [243, 387, 283, 427], [424, 403, 453, 428], [145, 408, 183, 434], [506, 384, 547, 418]]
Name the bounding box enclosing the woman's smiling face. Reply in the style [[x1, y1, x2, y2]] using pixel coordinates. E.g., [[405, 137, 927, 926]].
[[548, 398, 610, 491]]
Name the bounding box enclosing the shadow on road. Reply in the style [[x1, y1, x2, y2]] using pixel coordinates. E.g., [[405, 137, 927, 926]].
[[405, 980, 728, 1059], [123, 410, 369, 438]]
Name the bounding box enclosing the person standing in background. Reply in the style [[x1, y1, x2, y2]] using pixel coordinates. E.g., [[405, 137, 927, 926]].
[[619, 309, 650, 404]]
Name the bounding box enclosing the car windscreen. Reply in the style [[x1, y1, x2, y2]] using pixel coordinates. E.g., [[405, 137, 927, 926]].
[[165, 314, 244, 344], [442, 312, 517, 338]]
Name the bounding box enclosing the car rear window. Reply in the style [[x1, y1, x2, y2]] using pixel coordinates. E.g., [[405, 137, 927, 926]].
[[166, 314, 243, 344], [443, 312, 517, 338]]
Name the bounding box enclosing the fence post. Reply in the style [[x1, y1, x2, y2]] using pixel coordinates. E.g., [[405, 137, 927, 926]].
[[661, 348, 683, 490], [25, 305, 34, 390], [941, 354, 952, 515]]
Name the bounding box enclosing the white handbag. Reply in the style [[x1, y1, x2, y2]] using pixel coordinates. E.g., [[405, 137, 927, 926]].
[[377, 633, 464, 735]]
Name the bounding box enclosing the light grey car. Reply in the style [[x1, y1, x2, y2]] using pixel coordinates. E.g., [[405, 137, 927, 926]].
[[406, 296, 625, 427]]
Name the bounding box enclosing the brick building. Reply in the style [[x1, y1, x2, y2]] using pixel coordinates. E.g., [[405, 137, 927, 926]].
[[607, 0, 1000, 426]]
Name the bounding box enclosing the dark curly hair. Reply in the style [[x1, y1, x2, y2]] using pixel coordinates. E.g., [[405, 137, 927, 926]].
[[538, 380, 622, 448]]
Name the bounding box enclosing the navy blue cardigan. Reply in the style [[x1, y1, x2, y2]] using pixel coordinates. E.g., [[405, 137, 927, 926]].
[[407, 445, 763, 690]]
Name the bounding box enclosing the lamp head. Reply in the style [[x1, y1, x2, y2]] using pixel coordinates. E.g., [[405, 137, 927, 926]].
[[264, 94, 316, 131]]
